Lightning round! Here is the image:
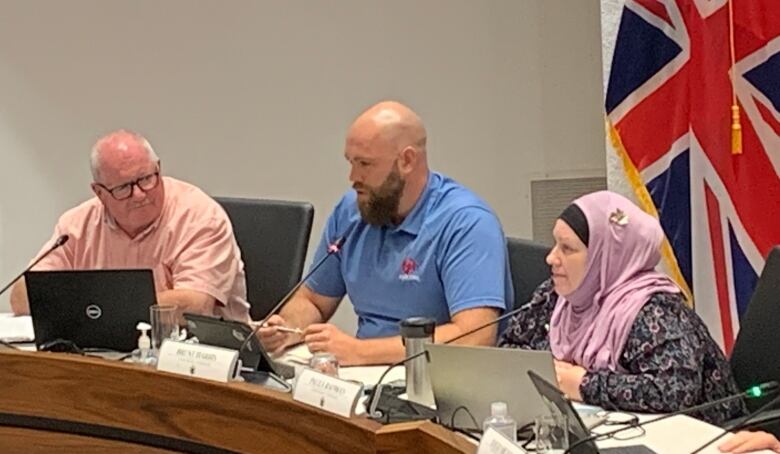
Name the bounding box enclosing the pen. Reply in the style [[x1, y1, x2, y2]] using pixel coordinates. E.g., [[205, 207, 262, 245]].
[[274, 326, 303, 335], [251, 321, 303, 335]]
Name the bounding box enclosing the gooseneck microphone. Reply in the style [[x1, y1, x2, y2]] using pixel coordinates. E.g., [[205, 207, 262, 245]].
[[562, 381, 780, 454], [239, 234, 349, 353], [366, 298, 541, 420], [0, 234, 70, 297]]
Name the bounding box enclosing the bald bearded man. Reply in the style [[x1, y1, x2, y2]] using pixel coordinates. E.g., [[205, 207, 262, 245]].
[[10, 130, 250, 322], [259, 101, 512, 365]]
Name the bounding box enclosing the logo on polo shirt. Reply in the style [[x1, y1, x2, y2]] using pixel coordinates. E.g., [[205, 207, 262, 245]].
[[399, 257, 421, 282]]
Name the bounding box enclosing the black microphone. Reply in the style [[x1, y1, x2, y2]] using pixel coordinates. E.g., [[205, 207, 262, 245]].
[[366, 298, 542, 420], [689, 390, 780, 454], [0, 234, 69, 297], [563, 381, 780, 454], [239, 234, 349, 353]]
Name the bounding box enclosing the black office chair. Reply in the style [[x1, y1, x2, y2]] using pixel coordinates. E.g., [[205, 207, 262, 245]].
[[726, 246, 780, 434], [506, 237, 551, 310], [215, 197, 314, 321]]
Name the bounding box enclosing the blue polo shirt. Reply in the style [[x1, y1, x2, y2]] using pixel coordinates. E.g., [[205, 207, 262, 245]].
[[305, 172, 513, 339]]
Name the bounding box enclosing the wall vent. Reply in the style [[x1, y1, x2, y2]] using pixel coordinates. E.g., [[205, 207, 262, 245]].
[[531, 177, 607, 246]]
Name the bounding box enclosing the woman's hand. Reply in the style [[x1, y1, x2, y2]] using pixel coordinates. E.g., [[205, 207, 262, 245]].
[[554, 359, 587, 401]]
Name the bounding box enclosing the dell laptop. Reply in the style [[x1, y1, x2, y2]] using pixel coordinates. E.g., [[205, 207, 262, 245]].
[[25, 269, 156, 353]]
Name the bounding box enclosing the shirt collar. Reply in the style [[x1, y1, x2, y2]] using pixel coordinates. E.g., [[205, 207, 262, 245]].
[[391, 171, 435, 236]]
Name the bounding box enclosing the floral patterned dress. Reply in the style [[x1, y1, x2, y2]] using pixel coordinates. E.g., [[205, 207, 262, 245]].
[[498, 279, 746, 425]]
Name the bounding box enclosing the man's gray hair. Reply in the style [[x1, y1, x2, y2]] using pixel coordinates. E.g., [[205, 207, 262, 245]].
[[90, 132, 159, 182]]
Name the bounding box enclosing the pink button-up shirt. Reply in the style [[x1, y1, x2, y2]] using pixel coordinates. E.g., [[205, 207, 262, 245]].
[[32, 177, 250, 321]]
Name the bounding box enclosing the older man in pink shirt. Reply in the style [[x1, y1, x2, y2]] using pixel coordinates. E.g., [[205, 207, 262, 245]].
[[10, 130, 250, 322]]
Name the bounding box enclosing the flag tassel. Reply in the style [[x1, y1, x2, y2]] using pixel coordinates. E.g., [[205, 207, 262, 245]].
[[731, 104, 742, 155]]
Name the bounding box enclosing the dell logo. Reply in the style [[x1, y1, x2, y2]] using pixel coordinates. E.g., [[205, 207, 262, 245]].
[[85, 304, 103, 320]]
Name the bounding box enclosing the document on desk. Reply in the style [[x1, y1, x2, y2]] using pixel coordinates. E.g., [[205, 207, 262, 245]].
[[0, 314, 35, 342]]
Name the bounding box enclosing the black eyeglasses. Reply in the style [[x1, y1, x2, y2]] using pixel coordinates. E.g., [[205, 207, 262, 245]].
[[96, 171, 160, 201], [591, 411, 645, 441]]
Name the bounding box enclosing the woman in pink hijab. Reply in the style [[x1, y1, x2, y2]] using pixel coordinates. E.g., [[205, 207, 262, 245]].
[[499, 191, 744, 425]]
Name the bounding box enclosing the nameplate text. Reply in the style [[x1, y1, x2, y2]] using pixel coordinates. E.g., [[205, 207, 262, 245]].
[[292, 368, 363, 418], [157, 340, 239, 383]]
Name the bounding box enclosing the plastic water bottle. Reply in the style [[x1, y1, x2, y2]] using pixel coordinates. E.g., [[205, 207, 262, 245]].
[[483, 401, 517, 443]]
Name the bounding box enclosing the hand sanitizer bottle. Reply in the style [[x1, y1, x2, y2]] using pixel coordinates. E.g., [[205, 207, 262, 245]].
[[135, 322, 152, 364], [483, 401, 517, 443]]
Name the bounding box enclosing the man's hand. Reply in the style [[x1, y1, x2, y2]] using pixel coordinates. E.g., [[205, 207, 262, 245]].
[[554, 359, 586, 401], [9, 279, 30, 315], [303, 323, 363, 366], [156, 289, 216, 322], [256, 315, 299, 356]]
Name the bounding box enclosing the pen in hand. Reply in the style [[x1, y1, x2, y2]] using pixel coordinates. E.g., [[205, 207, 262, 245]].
[[275, 326, 303, 335], [250, 321, 303, 335]]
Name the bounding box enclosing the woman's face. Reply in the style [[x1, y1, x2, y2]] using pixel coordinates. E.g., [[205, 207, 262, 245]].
[[546, 219, 588, 296]]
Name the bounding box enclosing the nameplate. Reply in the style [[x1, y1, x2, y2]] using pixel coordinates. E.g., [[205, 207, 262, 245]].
[[292, 368, 363, 418], [156, 340, 239, 383], [478, 427, 526, 454]]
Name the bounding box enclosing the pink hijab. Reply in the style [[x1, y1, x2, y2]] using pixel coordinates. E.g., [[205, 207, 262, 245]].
[[549, 191, 681, 372]]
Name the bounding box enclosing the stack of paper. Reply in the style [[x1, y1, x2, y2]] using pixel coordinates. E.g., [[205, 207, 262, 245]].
[[0, 314, 34, 342]]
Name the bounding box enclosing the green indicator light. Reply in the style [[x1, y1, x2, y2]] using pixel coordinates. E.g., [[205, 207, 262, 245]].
[[747, 386, 763, 398]]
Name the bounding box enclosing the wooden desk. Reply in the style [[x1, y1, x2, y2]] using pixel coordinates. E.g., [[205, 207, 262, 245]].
[[0, 349, 474, 453]]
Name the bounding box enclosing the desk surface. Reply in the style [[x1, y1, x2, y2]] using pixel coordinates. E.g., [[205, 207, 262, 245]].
[[278, 343, 406, 388], [596, 414, 773, 454], [278, 345, 770, 453], [0, 314, 771, 453]]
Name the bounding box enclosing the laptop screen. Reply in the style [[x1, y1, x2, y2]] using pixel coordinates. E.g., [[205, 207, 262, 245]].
[[527, 370, 599, 454], [26, 269, 156, 352], [426, 344, 556, 428]]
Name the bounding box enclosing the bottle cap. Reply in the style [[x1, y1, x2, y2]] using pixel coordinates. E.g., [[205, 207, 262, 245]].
[[309, 352, 339, 377], [491, 401, 508, 416], [136, 322, 151, 332]]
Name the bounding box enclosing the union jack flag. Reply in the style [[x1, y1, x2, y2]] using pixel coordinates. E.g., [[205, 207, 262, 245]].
[[605, 0, 780, 353]]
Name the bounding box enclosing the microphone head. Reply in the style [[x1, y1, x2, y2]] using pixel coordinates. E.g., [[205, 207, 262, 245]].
[[328, 224, 355, 253], [54, 234, 70, 247], [327, 236, 346, 253], [746, 381, 780, 398]]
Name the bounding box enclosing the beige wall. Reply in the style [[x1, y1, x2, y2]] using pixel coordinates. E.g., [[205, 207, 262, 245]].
[[0, 0, 605, 331]]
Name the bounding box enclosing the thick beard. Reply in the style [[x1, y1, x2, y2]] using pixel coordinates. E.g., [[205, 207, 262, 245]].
[[357, 168, 405, 226]]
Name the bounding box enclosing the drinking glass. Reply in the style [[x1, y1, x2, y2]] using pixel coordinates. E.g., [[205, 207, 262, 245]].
[[150, 305, 179, 357]]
